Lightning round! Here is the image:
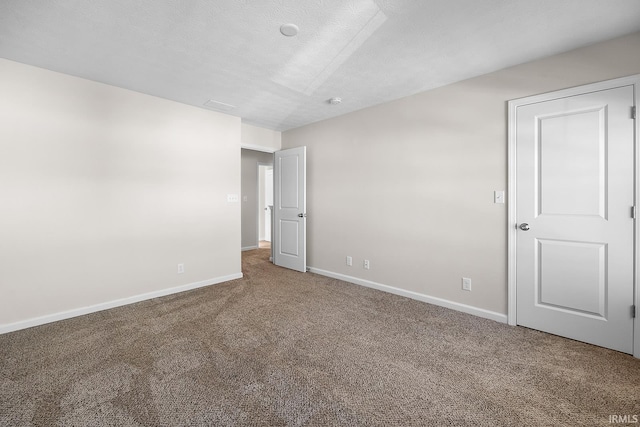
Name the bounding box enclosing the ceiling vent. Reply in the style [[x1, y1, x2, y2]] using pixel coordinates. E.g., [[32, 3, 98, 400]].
[[203, 99, 236, 112]]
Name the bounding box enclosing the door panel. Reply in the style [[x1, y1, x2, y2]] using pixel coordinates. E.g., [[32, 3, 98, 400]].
[[537, 108, 606, 217], [516, 85, 635, 354], [280, 156, 299, 208], [274, 146, 306, 272], [536, 239, 606, 317], [280, 220, 299, 256]]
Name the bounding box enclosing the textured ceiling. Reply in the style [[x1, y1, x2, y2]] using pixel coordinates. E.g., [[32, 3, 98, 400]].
[[1, 0, 640, 131]]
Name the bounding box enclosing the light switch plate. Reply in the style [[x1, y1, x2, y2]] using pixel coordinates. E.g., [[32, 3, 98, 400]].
[[494, 190, 505, 204], [227, 194, 239, 203]]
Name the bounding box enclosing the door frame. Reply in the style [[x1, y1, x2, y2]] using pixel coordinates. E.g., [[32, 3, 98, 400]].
[[507, 74, 640, 358]]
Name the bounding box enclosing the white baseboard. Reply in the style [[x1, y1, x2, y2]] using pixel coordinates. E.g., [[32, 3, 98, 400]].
[[242, 246, 258, 251], [308, 267, 507, 324], [0, 272, 243, 334]]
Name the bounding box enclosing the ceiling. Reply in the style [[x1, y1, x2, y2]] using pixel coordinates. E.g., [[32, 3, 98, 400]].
[[1, 1, 640, 131]]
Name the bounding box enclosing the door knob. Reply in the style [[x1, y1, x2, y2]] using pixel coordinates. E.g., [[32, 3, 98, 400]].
[[298, 213, 307, 218], [519, 223, 530, 231]]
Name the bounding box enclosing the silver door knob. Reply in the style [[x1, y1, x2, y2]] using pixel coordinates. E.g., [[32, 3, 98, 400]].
[[519, 223, 530, 231], [298, 213, 307, 218]]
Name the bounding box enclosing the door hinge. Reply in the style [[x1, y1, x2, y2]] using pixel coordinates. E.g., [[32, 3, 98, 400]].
[[632, 206, 636, 219], [632, 305, 636, 318], [632, 106, 636, 120]]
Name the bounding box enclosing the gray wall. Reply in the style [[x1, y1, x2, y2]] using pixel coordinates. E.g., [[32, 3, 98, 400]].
[[0, 58, 242, 328], [241, 149, 273, 249], [241, 123, 281, 152], [282, 31, 640, 318]]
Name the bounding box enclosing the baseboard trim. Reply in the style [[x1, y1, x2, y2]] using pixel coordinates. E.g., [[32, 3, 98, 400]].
[[308, 267, 507, 324], [0, 272, 243, 335], [242, 246, 258, 251]]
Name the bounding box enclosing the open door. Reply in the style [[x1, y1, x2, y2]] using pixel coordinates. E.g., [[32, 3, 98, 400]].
[[273, 146, 306, 272]]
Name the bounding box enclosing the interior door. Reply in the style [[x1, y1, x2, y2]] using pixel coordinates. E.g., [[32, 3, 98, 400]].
[[273, 146, 306, 272], [515, 85, 635, 353]]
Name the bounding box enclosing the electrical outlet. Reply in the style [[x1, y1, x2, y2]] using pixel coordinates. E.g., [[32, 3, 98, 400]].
[[177, 263, 185, 274], [364, 259, 370, 270], [462, 277, 471, 291], [346, 256, 353, 266]]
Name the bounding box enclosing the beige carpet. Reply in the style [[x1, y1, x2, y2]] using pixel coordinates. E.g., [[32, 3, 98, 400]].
[[1, 248, 639, 426], [258, 241, 271, 249]]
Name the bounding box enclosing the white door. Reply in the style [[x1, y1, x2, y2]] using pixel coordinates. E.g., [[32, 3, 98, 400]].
[[274, 146, 306, 272], [515, 85, 635, 354]]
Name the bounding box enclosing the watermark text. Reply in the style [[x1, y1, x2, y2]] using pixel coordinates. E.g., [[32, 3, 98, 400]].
[[609, 415, 639, 424]]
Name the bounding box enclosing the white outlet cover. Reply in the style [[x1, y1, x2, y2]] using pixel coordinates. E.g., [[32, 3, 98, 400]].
[[462, 277, 472, 291], [227, 194, 239, 203]]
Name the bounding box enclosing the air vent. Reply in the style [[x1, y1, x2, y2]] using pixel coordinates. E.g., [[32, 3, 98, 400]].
[[203, 99, 236, 112]]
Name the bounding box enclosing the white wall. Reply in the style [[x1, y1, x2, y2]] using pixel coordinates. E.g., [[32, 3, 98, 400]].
[[0, 59, 242, 330], [241, 123, 281, 153], [282, 31, 640, 319]]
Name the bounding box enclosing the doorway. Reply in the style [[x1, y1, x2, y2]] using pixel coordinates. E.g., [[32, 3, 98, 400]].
[[258, 163, 273, 249], [508, 75, 639, 356], [240, 149, 273, 252]]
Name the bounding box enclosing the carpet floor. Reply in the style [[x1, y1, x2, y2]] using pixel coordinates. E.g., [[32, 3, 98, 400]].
[[1, 248, 639, 426]]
